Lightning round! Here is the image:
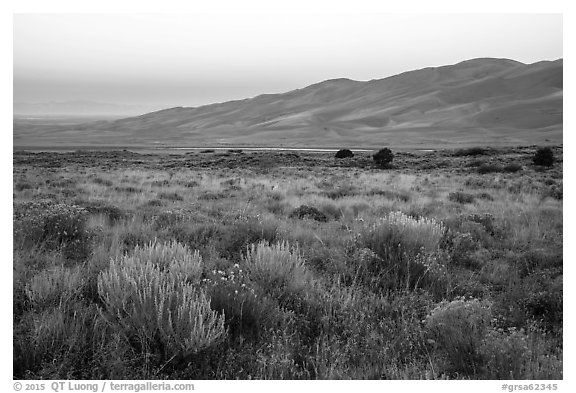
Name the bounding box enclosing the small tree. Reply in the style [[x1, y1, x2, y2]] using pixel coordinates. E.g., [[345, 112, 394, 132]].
[[373, 148, 394, 168], [533, 147, 554, 167], [335, 149, 354, 159]]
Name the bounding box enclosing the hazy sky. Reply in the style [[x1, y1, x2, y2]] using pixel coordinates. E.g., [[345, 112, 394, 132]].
[[13, 13, 562, 108]]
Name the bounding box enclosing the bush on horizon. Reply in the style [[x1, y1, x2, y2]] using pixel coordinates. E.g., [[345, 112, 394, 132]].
[[533, 147, 554, 167], [335, 149, 354, 159], [373, 148, 394, 168]]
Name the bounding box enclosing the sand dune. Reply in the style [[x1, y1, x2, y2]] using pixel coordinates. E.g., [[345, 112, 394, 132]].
[[14, 58, 562, 148]]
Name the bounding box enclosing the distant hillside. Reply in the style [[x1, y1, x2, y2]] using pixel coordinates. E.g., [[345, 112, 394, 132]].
[[14, 100, 162, 117], [14, 58, 562, 148]]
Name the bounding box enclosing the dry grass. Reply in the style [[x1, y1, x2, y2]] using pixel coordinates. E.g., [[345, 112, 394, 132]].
[[13, 147, 562, 379]]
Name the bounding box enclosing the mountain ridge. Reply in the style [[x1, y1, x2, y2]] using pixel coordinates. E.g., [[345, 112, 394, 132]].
[[14, 57, 563, 148]]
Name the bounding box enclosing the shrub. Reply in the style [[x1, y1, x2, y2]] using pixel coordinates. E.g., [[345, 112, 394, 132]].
[[216, 218, 278, 261], [477, 163, 503, 174], [289, 205, 328, 222], [244, 241, 313, 298], [368, 189, 411, 202], [98, 241, 224, 360], [522, 290, 563, 327], [92, 177, 114, 187], [335, 149, 354, 159], [15, 303, 102, 377], [158, 192, 184, 201], [13, 201, 91, 260], [453, 147, 486, 157], [15, 182, 33, 191], [503, 163, 523, 173], [184, 180, 200, 188], [77, 200, 126, 223], [465, 213, 496, 236], [318, 203, 343, 221], [448, 191, 475, 204], [146, 199, 163, 207], [152, 210, 187, 230], [114, 186, 141, 193], [449, 233, 482, 269], [205, 264, 275, 341], [466, 159, 487, 168], [356, 212, 447, 290], [128, 241, 204, 278], [479, 328, 531, 379], [322, 184, 356, 199], [360, 212, 446, 259], [26, 266, 85, 310], [476, 192, 494, 201], [425, 298, 492, 374], [533, 147, 554, 167], [151, 179, 170, 187], [543, 185, 563, 200], [373, 148, 394, 168], [120, 231, 155, 252]]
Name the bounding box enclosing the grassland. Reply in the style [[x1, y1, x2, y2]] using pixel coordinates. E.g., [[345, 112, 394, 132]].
[[13, 146, 563, 379]]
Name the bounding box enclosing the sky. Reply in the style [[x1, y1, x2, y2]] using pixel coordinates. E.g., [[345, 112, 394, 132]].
[[13, 13, 562, 108]]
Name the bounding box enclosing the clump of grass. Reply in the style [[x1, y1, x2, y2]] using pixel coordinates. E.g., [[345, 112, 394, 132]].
[[476, 192, 494, 201], [358, 212, 445, 256], [477, 163, 503, 174], [152, 210, 187, 230], [244, 241, 314, 299], [198, 191, 228, 200], [367, 188, 411, 202], [425, 298, 492, 375], [322, 184, 356, 199], [289, 205, 328, 222], [92, 177, 114, 187], [158, 192, 184, 201], [448, 232, 481, 269], [145, 199, 163, 207], [216, 218, 278, 261], [50, 178, 77, 188], [355, 211, 447, 291], [151, 180, 170, 187], [114, 186, 141, 193], [14, 303, 103, 378], [15, 181, 33, 191], [26, 266, 85, 310], [120, 231, 156, 252], [448, 191, 475, 204], [206, 263, 275, 341], [503, 163, 523, 173], [184, 180, 200, 188], [128, 240, 204, 277], [76, 200, 126, 223], [98, 241, 224, 361]]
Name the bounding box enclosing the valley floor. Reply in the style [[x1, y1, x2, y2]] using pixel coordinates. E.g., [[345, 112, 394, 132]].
[[13, 146, 563, 379]]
